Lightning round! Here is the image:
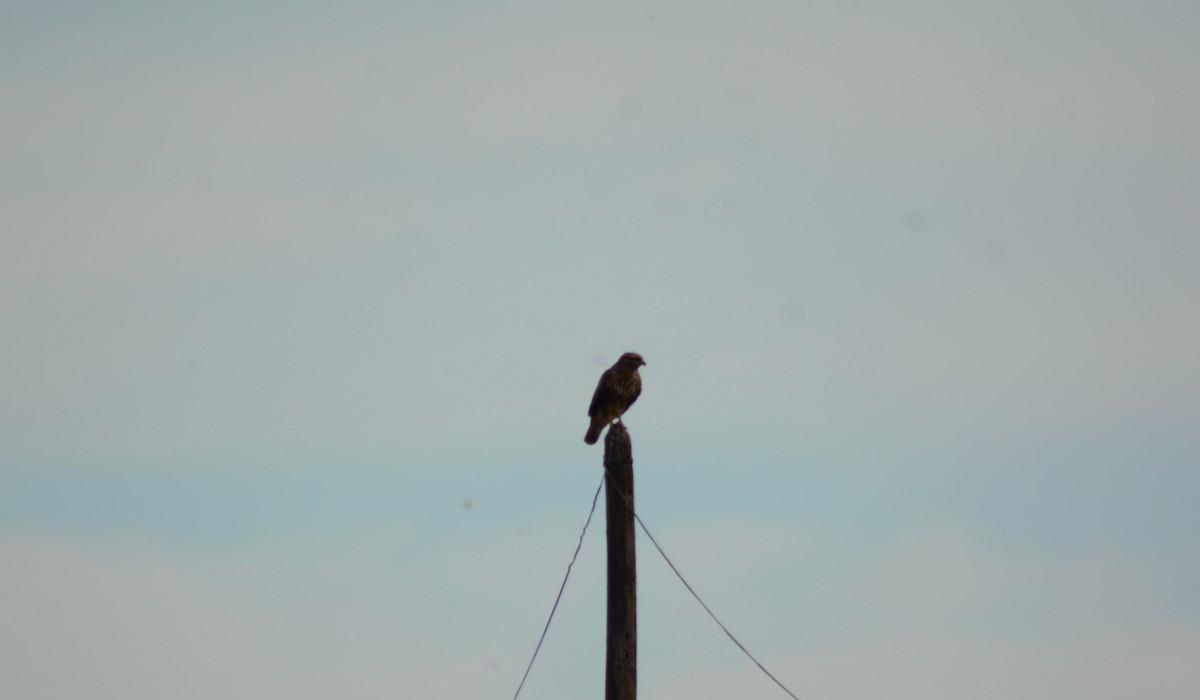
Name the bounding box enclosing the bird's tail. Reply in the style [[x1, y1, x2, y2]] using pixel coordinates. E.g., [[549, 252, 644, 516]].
[[584, 418, 603, 445]]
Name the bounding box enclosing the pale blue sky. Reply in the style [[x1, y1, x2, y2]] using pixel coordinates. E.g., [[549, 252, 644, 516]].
[[3, 2, 1199, 698]]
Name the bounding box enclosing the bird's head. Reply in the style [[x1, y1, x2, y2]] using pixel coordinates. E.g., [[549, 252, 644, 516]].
[[617, 352, 646, 369]]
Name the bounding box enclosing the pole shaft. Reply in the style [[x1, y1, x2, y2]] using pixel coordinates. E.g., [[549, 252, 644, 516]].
[[603, 423, 636, 700]]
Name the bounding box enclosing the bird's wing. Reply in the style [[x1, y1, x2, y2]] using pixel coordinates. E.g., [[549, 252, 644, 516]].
[[588, 368, 615, 417], [621, 382, 642, 413]]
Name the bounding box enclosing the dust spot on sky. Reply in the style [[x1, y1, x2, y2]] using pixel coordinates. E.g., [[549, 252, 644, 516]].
[[652, 192, 678, 217], [984, 238, 1008, 263], [781, 303, 805, 327], [364, 59, 387, 83], [737, 127, 760, 152], [462, 498, 475, 510], [727, 85, 754, 108], [616, 96, 642, 119], [904, 212, 926, 232], [328, 186, 351, 210], [122, 158, 146, 184], [190, 172, 213, 195]]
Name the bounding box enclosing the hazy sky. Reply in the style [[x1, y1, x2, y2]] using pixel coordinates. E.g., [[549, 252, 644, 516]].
[[3, 2, 1199, 698]]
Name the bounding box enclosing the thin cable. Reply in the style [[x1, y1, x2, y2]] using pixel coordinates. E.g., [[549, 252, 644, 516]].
[[512, 474, 605, 700], [603, 466, 802, 700]]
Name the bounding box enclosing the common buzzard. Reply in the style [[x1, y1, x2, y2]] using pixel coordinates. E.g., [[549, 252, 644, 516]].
[[584, 352, 646, 445]]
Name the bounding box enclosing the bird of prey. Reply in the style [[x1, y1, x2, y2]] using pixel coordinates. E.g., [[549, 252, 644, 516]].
[[584, 352, 646, 445]]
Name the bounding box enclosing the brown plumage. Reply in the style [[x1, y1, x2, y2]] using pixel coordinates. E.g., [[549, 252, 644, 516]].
[[584, 352, 646, 445]]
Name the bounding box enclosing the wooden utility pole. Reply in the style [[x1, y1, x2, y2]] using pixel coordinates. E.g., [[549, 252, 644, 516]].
[[603, 423, 636, 700]]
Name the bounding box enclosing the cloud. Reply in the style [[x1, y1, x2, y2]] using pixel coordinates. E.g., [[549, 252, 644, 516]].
[[650, 638, 1200, 700], [0, 532, 522, 698], [3, 514, 1196, 699], [636, 524, 1200, 699], [795, 526, 1193, 645]]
